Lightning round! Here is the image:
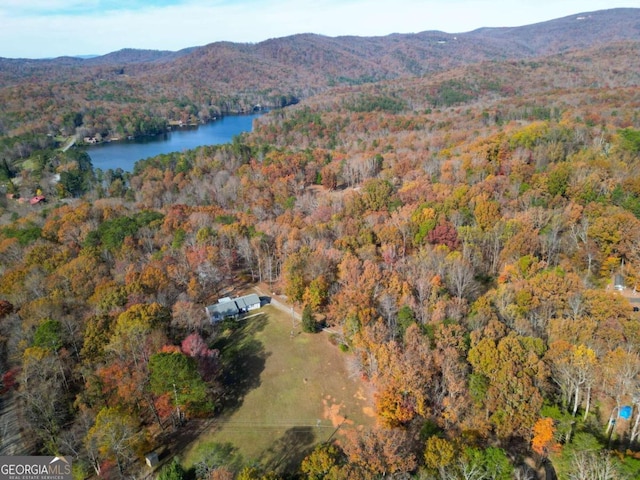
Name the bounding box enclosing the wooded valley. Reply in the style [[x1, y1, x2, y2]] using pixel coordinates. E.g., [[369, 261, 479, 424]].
[[2, 7, 640, 480]]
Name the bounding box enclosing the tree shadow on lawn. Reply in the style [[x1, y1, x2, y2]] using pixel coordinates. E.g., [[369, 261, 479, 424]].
[[214, 313, 270, 415], [261, 426, 316, 476], [186, 441, 244, 479]]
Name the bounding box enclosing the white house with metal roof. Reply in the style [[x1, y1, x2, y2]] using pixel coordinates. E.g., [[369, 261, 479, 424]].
[[205, 293, 261, 323]]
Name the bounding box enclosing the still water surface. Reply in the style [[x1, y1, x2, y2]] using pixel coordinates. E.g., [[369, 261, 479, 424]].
[[87, 113, 262, 172]]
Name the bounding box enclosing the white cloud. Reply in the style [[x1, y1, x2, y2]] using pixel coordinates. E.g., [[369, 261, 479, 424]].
[[0, 0, 98, 14]]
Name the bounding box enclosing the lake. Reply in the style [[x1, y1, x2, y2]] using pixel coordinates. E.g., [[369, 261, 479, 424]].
[[87, 113, 263, 172]]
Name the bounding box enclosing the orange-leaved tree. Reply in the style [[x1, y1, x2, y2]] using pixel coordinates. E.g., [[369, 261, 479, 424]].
[[531, 417, 558, 457]]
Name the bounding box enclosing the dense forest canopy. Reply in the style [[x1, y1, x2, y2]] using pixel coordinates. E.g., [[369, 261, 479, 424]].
[[2, 8, 640, 480]]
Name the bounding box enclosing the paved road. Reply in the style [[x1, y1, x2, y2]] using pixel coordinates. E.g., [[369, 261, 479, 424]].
[[251, 286, 339, 334], [252, 287, 301, 321], [267, 296, 301, 322], [61, 137, 76, 152]]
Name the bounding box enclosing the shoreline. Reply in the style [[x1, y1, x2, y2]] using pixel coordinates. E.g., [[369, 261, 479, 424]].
[[80, 109, 268, 147]]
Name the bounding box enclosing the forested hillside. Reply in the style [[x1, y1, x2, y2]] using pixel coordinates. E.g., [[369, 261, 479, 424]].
[[2, 7, 640, 480], [1, 7, 639, 171]]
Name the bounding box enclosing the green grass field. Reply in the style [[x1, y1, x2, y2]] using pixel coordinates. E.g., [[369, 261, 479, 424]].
[[181, 304, 375, 474]]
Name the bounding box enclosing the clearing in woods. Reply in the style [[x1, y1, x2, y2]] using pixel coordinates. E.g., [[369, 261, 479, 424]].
[[181, 303, 375, 474]]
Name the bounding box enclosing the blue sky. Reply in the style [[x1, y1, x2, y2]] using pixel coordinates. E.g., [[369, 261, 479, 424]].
[[0, 0, 638, 58]]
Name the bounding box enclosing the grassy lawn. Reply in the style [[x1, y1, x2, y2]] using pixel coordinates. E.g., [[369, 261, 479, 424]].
[[181, 304, 375, 474]]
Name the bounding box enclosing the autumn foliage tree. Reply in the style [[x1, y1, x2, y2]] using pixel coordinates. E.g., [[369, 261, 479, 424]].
[[531, 417, 558, 457], [149, 351, 211, 421], [468, 332, 547, 438], [85, 407, 142, 476], [4, 31, 640, 478]]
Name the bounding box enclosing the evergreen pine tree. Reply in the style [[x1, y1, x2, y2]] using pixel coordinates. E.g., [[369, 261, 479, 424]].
[[302, 304, 317, 333]]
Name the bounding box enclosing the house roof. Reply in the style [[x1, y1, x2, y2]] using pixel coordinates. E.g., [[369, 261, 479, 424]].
[[235, 293, 260, 310], [205, 293, 260, 319], [206, 300, 239, 319]]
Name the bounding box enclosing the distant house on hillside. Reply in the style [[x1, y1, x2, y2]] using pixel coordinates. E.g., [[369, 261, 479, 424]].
[[29, 195, 46, 205], [205, 293, 261, 323]]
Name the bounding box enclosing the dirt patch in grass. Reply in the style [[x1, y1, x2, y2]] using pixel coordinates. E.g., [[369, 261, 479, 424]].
[[181, 304, 375, 474]]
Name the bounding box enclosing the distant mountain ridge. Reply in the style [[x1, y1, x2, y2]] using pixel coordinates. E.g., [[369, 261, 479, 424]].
[[1, 7, 638, 89], [84, 48, 186, 65], [466, 7, 640, 54], [1, 7, 639, 141]]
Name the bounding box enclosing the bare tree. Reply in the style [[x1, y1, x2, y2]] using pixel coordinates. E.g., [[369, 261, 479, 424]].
[[237, 236, 257, 281], [570, 216, 597, 277], [542, 212, 564, 267], [377, 292, 398, 339], [513, 465, 537, 480], [569, 452, 618, 480], [447, 256, 478, 301]]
